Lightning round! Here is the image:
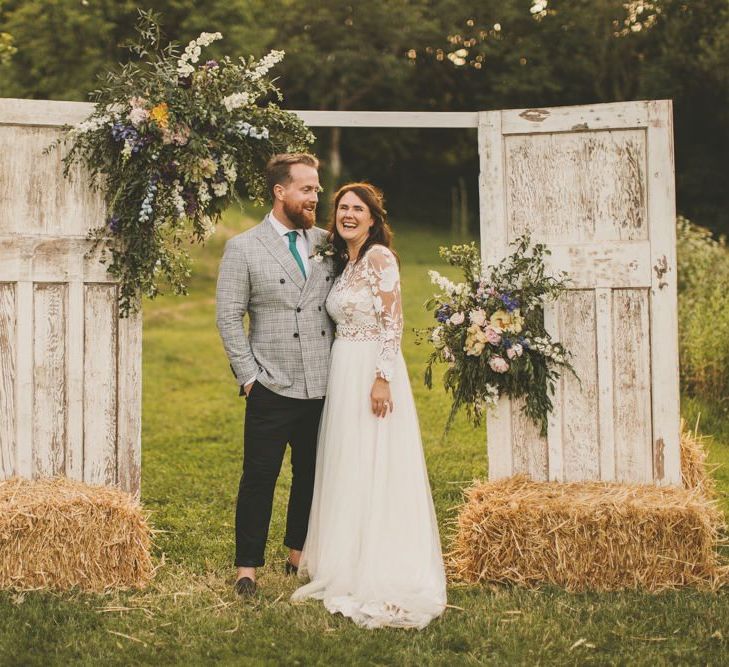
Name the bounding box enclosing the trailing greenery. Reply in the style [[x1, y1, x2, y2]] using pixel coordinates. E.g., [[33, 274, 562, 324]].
[[423, 237, 574, 435], [51, 11, 313, 316]]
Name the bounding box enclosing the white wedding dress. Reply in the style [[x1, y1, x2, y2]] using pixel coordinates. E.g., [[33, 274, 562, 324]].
[[291, 244, 447, 629]]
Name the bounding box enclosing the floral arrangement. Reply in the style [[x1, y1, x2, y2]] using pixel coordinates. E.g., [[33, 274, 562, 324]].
[[51, 11, 314, 316], [309, 240, 336, 263], [424, 236, 574, 435]]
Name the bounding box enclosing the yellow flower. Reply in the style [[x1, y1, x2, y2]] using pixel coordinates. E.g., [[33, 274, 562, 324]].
[[489, 309, 511, 331], [507, 309, 524, 334], [464, 324, 488, 356], [150, 102, 170, 129]]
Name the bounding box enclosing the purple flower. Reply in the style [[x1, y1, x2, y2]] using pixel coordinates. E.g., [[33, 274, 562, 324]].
[[435, 304, 452, 323], [107, 215, 121, 234], [500, 292, 519, 312], [204, 60, 219, 69], [184, 191, 199, 216]]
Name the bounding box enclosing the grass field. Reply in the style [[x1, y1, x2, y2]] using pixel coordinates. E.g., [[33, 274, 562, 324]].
[[1, 209, 728, 666]]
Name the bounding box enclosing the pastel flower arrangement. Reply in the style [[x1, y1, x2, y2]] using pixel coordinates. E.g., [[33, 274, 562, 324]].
[[52, 11, 314, 316], [310, 240, 337, 263], [424, 236, 574, 434]]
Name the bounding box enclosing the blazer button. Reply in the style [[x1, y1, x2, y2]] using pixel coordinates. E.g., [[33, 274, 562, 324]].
[[280, 278, 286, 284], [296, 307, 302, 312], [318, 306, 322, 311], [325, 276, 330, 282], [321, 330, 325, 336], [293, 332, 299, 338]]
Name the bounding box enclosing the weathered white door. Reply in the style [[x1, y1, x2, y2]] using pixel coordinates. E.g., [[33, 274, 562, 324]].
[[480, 100, 680, 485], [0, 99, 141, 495]]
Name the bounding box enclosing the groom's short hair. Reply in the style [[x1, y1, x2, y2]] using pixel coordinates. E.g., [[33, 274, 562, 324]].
[[265, 153, 319, 199]]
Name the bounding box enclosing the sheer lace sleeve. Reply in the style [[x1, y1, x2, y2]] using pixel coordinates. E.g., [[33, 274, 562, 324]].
[[365, 245, 403, 381]]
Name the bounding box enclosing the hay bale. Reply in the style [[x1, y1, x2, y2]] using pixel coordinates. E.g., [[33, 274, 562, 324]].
[[449, 430, 729, 592], [0, 476, 153, 592], [680, 417, 716, 494]]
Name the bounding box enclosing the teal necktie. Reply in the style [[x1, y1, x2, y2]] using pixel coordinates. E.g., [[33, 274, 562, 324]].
[[286, 230, 306, 278]]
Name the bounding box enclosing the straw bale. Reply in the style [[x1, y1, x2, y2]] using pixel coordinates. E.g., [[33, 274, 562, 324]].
[[0, 476, 153, 592], [449, 430, 729, 592], [680, 417, 716, 495]]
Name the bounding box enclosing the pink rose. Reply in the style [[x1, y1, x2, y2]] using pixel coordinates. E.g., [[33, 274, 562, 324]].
[[484, 326, 501, 345], [449, 312, 465, 325], [489, 356, 509, 373]]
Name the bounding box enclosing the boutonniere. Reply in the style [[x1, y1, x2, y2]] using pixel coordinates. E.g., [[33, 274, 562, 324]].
[[310, 240, 336, 263]]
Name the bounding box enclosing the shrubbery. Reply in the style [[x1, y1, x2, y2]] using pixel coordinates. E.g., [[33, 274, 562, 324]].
[[676, 216, 729, 401]]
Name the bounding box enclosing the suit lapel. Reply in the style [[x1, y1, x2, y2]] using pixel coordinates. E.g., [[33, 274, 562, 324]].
[[300, 228, 331, 301], [258, 216, 306, 290]]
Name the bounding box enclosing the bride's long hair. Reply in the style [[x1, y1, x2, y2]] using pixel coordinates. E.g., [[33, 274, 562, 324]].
[[327, 182, 398, 275]]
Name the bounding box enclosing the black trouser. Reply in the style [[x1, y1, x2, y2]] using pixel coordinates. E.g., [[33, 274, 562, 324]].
[[235, 381, 324, 568]]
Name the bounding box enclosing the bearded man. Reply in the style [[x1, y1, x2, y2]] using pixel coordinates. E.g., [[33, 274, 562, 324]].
[[216, 153, 335, 598]]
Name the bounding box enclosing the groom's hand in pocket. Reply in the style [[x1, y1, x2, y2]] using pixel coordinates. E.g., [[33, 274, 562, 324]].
[[243, 381, 255, 397], [370, 377, 393, 418]]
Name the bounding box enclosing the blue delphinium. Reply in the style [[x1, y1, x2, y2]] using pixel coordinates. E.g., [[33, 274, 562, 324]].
[[500, 292, 519, 312], [435, 303, 452, 323]]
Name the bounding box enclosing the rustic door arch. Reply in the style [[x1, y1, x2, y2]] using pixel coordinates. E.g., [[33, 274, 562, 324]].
[[0, 99, 679, 495]]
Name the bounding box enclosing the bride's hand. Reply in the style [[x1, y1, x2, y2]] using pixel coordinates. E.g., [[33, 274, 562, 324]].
[[370, 377, 393, 418]]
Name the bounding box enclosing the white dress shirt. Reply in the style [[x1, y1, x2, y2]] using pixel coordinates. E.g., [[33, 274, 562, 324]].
[[268, 211, 311, 277], [244, 212, 311, 389]]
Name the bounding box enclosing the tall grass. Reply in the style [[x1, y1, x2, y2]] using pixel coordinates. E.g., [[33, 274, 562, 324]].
[[677, 217, 729, 402]]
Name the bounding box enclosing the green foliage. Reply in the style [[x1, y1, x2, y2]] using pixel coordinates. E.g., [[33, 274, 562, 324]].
[[2, 1, 728, 233], [676, 216, 729, 401], [50, 11, 313, 316], [423, 237, 573, 434]]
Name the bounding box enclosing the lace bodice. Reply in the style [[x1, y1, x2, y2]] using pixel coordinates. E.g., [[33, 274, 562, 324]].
[[326, 245, 403, 381]]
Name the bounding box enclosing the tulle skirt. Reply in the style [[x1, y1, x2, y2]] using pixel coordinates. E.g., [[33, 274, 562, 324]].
[[291, 339, 447, 629]]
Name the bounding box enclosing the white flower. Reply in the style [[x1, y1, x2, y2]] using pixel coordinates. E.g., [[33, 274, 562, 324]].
[[197, 182, 211, 207], [428, 270, 458, 295], [70, 114, 111, 136], [246, 49, 285, 81], [469, 309, 487, 327], [177, 32, 223, 76], [221, 154, 237, 182], [212, 181, 229, 197], [121, 140, 133, 161], [128, 107, 149, 127], [449, 312, 465, 325], [196, 32, 223, 47], [171, 180, 186, 219], [177, 62, 195, 77], [222, 92, 250, 112], [312, 254, 324, 264]]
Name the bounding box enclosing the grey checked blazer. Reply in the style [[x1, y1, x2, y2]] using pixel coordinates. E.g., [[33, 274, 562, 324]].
[[216, 216, 335, 399]]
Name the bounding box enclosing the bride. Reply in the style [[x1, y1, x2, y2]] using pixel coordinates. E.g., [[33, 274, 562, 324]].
[[291, 182, 446, 629]]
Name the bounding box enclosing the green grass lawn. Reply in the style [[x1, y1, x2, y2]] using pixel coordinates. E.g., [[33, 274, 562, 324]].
[[2, 209, 729, 666]]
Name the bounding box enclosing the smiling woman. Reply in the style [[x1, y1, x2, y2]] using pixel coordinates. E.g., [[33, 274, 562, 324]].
[[325, 182, 397, 275], [292, 183, 447, 629]]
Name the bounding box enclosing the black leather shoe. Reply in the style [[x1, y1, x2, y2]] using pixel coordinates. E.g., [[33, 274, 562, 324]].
[[234, 576, 256, 598], [285, 559, 298, 576]]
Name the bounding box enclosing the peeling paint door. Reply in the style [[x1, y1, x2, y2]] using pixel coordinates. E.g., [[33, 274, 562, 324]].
[[479, 101, 680, 485], [0, 100, 142, 496]]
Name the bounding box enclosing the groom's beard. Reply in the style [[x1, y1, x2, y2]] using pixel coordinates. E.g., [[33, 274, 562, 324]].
[[283, 200, 317, 230]]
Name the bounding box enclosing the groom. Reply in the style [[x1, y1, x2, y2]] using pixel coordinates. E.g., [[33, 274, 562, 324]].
[[216, 153, 335, 598]]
